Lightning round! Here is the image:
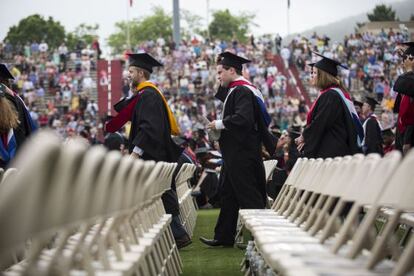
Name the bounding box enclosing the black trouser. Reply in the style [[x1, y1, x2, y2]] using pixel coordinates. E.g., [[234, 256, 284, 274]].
[[213, 168, 266, 244]]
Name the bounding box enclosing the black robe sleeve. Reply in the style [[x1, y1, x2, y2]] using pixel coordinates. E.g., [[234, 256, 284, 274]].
[[404, 125, 414, 145], [113, 97, 129, 112], [302, 91, 342, 156], [364, 118, 383, 155], [132, 91, 165, 147], [393, 72, 414, 97], [214, 85, 228, 102]]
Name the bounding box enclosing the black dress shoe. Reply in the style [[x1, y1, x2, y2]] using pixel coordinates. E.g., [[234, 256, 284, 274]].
[[199, 237, 233, 247]]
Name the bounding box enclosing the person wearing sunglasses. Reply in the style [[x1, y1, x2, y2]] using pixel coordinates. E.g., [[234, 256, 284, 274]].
[[393, 42, 414, 155]]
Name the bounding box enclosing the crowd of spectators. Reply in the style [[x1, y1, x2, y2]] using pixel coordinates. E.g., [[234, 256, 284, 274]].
[[0, 39, 102, 143]]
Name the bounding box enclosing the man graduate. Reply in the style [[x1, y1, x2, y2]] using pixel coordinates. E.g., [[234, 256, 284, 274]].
[[200, 52, 281, 247], [393, 42, 414, 155], [361, 96, 383, 155], [105, 53, 191, 248]]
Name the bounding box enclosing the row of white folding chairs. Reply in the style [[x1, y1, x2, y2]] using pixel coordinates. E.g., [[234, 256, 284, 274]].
[[175, 164, 197, 237], [0, 131, 183, 276], [239, 151, 414, 276]]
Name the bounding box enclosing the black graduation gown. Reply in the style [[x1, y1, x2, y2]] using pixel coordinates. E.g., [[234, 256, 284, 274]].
[[364, 117, 383, 155], [128, 86, 183, 215], [393, 72, 414, 97], [303, 89, 360, 158], [128, 86, 182, 161], [213, 85, 277, 244], [393, 72, 414, 150]]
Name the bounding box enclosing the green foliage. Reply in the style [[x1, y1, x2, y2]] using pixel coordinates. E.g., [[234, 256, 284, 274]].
[[410, 14, 414, 21], [5, 14, 66, 48], [108, 6, 172, 53], [367, 4, 398, 22], [66, 23, 99, 49], [180, 9, 204, 39], [208, 9, 255, 43]]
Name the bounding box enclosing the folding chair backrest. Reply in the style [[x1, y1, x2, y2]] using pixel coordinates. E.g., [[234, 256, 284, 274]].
[[106, 156, 135, 214], [322, 155, 364, 197], [0, 168, 18, 190], [0, 131, 61, 253], [346, 152, 400, 204], [123, 159, 145, 210], [305, 158, 333, 193], [264, 159, 278, 182], [69, 146, 107, 222], [284, 158, 307, 188], [377, 149, 414, 211], [92, 151, 122, 217], [46, 139, 87, 229], [292, 158, 319, 191]]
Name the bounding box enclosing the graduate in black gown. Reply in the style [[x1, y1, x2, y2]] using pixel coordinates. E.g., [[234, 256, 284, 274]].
[[105, 53, 190, 248], [393, 42, 414, 155], [200, 52, 282, 247], [295, 53, 362, 158], [361, 96, 383, 155], [0, 64, 36, 168]]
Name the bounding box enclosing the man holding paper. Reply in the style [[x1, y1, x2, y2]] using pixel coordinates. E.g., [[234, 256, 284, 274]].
[[200, 52, 282, 247]]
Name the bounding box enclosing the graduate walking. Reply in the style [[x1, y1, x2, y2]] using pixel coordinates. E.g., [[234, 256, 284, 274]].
[[105, 53, 191, 248], [200, 52, 281, 247]]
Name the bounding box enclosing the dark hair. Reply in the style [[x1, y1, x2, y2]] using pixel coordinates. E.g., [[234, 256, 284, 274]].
[[221, 64, 242, 76], [216, 55, 243, 75]]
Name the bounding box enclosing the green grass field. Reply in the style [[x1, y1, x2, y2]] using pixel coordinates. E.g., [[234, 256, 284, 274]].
[[180, 209, 244, 276]]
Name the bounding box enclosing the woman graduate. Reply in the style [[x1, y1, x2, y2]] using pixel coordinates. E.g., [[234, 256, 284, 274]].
[[295, 53, 363, 158]]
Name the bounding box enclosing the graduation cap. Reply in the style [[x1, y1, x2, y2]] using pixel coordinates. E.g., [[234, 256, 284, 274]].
[[104, 132, 125, 151], [310, 52, 348, 77], [208, 150, 222, 158], [402, 42, 414, 56], [217, 52, 251, 72], [364, 96, 379, 110], [270, 124, 282, 138], [207, 158, 223, 166], [353, 99, 363, 108], [127, 53, 162, 73], [0, 64, 14, 80], [193, 122, 205, 131], [288, 125, 302, 139], [173, 136, 188, 146], [195, 147, 209, 155], [382, 127, 395, 137]]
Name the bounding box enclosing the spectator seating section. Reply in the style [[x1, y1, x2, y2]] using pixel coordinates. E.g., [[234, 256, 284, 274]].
[[239, 151, 414, 276], [0, 131, 195, 276]]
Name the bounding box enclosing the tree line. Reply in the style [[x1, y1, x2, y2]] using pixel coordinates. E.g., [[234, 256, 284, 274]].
[[2, 4, 411, 54]]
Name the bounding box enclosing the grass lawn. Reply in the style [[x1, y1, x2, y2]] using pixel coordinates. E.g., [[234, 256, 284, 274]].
[[179, 209, 244, 276]]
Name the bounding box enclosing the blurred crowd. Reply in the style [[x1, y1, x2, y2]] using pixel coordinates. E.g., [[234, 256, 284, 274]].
[[0, 39, 102, 143]]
